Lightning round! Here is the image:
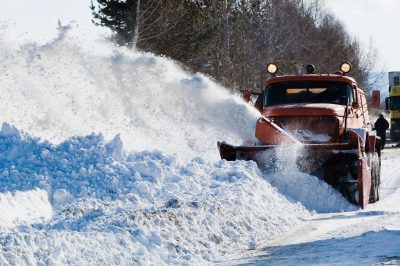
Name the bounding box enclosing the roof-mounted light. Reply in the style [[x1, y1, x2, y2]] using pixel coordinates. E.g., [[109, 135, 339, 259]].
[[267, 63, 278, 75], [306, 64, 315, 74], [340, 62, 351, 74]]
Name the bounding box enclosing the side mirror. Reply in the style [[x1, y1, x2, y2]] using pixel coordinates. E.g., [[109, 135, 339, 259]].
[[351, 102, 359, 109], [371, 90, 380, 108], [385, 97, 389, 110]]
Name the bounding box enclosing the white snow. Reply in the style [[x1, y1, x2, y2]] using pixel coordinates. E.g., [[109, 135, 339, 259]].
[[280, 125, 331, 143], [0, 22, 399, 265], [0, 121, 311, 264], [0, 189, 52, 229], [260, 145, 356, 213], [0, 22, 258, 162]]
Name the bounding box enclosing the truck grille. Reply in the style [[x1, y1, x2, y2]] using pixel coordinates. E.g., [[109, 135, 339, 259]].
[[272, 116, 340, 143]]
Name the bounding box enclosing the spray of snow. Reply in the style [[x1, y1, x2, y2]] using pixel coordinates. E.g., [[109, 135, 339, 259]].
[[260, 145, 356, 213], [0, 22, 258, 162]]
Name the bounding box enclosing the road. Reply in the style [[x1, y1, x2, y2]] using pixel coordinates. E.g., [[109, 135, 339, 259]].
[[231, 144, 400, 265]]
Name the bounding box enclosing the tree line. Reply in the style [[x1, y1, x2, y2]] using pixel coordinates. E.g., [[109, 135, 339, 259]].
[[91, 0, 376, 93]]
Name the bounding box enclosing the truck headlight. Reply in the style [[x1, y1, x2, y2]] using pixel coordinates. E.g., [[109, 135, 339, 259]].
[[340, 62, 351, 73]]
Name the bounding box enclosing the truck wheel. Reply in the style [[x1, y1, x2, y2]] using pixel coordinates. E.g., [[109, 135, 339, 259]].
[[369, 153, 380, 203], [390, 131, 400, 142], [369, 175, 378, 203], [376, 155, 381, 201]]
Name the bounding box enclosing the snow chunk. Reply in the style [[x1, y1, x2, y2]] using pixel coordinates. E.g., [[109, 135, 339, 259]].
[[52, 189, 74, 208], [0, 123, 20, 137]]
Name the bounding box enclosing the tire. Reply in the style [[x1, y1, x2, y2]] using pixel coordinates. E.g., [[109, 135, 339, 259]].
[[369, 175, 378, 203], [390, 131, 400, 142], [376, 155, 381, 201], [369, 153, 380, 203], [375, 138, 382, 159]]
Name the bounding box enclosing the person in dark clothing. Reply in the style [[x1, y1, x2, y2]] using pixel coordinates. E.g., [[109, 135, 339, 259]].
[[374, 114, 390, 149]]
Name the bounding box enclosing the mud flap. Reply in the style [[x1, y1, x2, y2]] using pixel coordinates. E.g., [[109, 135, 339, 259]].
[[358, 157, 371, 209]]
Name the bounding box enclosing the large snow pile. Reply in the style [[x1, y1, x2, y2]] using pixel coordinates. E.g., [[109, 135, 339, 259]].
[[0, 123, 310, 264], [0, 23, 354, 264]]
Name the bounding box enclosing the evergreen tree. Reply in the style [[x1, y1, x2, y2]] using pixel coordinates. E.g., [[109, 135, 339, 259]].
[[91, 0, 137, 46]]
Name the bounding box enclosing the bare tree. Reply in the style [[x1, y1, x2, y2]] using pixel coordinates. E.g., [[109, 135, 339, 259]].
[[91, 0, 377, 96]]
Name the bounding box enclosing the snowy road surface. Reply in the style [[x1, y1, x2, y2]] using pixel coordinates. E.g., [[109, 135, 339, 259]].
[[231, 146, 400, 266]]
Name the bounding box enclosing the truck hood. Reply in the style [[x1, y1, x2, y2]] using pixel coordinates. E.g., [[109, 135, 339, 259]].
[[263, 103, 346, 117]]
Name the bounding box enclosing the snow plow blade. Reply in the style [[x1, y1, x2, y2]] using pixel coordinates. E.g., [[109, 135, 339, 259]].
[[217, 130, 373, 208], [217, 116, 299, 161], [217, 141, 277, 161]]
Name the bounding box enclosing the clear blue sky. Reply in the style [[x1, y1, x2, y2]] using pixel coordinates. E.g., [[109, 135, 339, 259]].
[[0, 0, 398, 71]]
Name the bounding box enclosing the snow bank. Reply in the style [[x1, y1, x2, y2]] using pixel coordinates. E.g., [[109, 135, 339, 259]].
[[0, 123, 310, 264]]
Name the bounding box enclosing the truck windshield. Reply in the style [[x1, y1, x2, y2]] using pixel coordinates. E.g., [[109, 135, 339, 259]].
[[389, 96, 400, 110], [264, 81, 353, 106]]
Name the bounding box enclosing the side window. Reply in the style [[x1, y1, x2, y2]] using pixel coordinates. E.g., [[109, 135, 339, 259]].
[[352, 86, 357, 104], [347, 85, 353, 104], [254, 90, 265, 112], [262, 88, 267, 105], [394, 76, 399, 86]]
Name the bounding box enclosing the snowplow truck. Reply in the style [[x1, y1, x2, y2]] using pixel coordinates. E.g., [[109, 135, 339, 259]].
[[218, 63, 381, 208]]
